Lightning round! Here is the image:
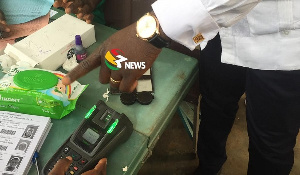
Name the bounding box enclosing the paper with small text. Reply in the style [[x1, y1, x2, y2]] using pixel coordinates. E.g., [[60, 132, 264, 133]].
[[0, 111, 51, 175]]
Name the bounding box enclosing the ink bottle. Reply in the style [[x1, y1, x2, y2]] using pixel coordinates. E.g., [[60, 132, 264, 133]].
[[75, 35, 87, 62]]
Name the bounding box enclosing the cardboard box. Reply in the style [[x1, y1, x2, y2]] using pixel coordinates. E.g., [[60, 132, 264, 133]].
[[3, 14, 96, 71]]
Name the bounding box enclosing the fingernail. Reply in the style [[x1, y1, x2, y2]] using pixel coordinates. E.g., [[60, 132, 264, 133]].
[[62, 76, 71, 85], [103, 158, 107, 165], [66, 156, 72, 161]]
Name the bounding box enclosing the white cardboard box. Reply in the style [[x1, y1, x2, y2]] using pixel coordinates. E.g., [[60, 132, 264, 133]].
[[3, 14, 96, 70]]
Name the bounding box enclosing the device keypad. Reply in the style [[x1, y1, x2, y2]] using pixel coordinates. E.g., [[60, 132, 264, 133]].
[[78, 158, 88, 165], [44, 146, 88, 175], [67, 170, 75, 175], [63, 146, 71, 154], [63, 148, 89, 175], [68, 149, 82, 161], [43, 100, 133, 175]]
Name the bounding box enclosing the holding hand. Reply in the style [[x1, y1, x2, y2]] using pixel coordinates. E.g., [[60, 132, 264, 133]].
[[53, 0, 102, 24], [0, 9, 10, 39], [49, 156, 107, 175], [62, 22, 162, 92]]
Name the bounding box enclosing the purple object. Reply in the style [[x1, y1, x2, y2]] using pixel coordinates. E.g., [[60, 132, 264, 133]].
[[74, 35, 87, 62], [75, 35, 83, 45]]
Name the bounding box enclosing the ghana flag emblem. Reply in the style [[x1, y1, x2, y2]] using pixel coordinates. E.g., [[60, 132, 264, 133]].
[[105, 49, 128, 70]]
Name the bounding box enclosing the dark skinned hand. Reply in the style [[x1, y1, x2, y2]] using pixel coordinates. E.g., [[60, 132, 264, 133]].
[[53, 0, 102, 24], [49, 156, 107, 175], [0, 9, 10, 38], [61, 21, 162, 92]]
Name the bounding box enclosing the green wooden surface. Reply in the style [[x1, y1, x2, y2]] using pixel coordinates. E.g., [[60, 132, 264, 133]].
[[0, 8, 199, 175], [78, 22, 199, 144]]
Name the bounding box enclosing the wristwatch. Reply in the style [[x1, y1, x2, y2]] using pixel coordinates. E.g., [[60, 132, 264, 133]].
[[136, 13, 170, 48]]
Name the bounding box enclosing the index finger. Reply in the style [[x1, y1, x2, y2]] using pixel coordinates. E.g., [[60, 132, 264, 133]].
[[62, 47, 102, 85]]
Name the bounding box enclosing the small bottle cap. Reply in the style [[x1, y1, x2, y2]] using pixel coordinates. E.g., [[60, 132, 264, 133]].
[[120, 92, 136, 105], [137, 92, 154, 105], [75, 35, 82, 45], [13, 70, 58, 90]]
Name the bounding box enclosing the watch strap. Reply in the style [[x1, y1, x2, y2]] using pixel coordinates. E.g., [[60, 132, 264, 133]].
[[149, 33, 170, 48]]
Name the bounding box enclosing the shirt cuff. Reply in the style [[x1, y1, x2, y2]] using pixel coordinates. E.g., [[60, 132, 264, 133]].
[[152, 0, 220, 50]]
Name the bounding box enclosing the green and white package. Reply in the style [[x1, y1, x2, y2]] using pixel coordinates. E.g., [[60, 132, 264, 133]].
[[0, 66, 88, 119]]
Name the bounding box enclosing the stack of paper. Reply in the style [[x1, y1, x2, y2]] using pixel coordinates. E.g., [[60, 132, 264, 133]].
[[0, 111, 52, 175]]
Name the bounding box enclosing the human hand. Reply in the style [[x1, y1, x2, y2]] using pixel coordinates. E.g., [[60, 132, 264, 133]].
[[62, 11, 170, 92], [49, 156, 107, 175], [62, 22, 162, 92], [0, 9, 10, 39], [53, 0, 102, 24]]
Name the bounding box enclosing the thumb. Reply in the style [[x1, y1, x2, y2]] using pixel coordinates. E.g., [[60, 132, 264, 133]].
[[49, 156, 73, 175], [119, 77, 138, 93], [94, 158, 107, 174]]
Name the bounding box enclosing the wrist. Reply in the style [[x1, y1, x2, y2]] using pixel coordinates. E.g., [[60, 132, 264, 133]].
[[136, 12, 170, 48], [149, 11, 171, 43]]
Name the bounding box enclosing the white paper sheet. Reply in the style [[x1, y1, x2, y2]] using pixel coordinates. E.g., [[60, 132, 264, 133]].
[[0, 111, 51, 175]]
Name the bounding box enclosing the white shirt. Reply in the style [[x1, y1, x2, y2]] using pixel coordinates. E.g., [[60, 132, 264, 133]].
[[152, 0, 300, 70]]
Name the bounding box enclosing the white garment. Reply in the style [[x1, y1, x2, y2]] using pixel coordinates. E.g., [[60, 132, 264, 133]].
[[152, 0, 300, 70], [152, 0, 260, 50]]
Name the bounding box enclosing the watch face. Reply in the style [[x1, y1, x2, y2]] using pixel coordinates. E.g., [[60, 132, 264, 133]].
[[137, 15, 157, 39]]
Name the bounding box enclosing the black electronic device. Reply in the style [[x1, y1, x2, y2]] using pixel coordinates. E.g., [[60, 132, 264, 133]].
[[42, 100, 133, 175]]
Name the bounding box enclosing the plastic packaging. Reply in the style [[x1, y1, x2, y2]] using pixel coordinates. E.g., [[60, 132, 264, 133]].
[[0, 66, 88, 119]]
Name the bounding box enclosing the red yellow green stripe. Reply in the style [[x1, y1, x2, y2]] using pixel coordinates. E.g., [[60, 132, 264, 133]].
[[105, 51, 117, 66]]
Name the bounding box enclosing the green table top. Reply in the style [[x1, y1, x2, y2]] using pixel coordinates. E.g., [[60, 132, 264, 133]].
[[0, 9, 198, 175]]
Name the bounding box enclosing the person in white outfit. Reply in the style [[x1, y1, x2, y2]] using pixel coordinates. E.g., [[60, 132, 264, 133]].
[[61, 0, 300, 174]]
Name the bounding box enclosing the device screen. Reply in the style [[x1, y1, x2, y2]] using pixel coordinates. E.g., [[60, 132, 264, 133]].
[[73, 123, 104, 154], [72, 108, 117, 154], [82, 128, 100, 145]]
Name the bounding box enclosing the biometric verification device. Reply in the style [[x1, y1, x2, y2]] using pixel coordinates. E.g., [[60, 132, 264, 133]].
[[42, 100, 133, 175]]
